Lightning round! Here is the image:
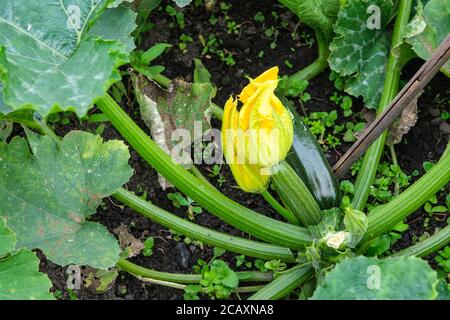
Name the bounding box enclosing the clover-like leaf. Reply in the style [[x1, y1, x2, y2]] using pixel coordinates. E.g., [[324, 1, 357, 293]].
[[0, 0, 136, 117], [0, 249, 54, 300], [0, 217, 16, 256], [329, 0, 395, 109], [312, 256, 439, 300], [0, 131, 133, 269], [404, 0, 450, 76]]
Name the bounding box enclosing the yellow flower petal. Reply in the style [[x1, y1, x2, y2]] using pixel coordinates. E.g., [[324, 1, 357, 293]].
[[238, 66, 279, 104]]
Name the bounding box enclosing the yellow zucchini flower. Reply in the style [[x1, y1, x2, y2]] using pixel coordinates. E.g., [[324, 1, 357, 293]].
[[221, 67, 293, 193]]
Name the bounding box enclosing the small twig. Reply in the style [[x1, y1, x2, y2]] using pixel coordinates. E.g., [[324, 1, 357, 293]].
[[333, 34, 450, 177]]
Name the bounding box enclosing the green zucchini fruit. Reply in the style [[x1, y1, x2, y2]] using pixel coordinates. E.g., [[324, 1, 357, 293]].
[[283, 99, 341, 209]]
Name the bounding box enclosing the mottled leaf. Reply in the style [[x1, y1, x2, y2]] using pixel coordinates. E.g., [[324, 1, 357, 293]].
[[280, 0, 340, 37], [0, 0, 135, 117], [88, 5, 137, 54], [131, 73, 212, 188], [312, 256, 439, 300], [0, 217, 16, 256], [0, 131, 133, 268], [0, 249, 54, 300], [329, 0, 395, 109], [404, 0, 450, 76]]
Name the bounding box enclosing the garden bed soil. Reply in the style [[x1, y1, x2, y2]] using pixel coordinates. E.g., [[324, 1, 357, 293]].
[[37, 0, 449, 300]]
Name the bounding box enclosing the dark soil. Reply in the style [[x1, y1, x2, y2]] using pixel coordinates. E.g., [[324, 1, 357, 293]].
[[36, 0, 449, 300]]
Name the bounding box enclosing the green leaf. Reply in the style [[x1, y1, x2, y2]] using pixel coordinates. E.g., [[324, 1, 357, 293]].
[[405, 0, 450, 76], [0, 249, 54, 300], [0, 119, 12, 143], [312, 256, 439, 300], [343, 206, 368, 248], [280, 0, 340, 36], [88, 5, 137, 54], [131, 73, 212, 168], [140, 43, 172, 65], [329, 0, 395, 109], [0, 0, 135, 117], [0, 216, 16, 256], [0, 131, 133, 268]]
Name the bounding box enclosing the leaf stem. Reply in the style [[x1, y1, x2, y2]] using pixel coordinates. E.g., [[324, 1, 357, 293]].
[[363, 143, 450, 241], [352, 0, 413, 210], [97, 94, 312, 248], [113, 188, 296, 262], [392, 225, 450, 258], [284, 30, 330, 88], [261, 190, 301, 225], [248, 264, 313, 300], [117, 257, 273, 283]]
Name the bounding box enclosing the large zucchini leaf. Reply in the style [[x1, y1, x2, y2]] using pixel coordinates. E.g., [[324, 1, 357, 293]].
[[0, 131, 133, 269], [312, 256, 439, 300], [404, 0, 450, 76], [0, 0, 136, 117], [0, 250, 54, 300], [279, 0, 340, 37], [329, 0, 395, 109]]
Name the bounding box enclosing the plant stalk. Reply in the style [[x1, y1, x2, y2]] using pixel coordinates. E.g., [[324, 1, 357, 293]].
[[352, 0, 413, 211], [363, 144, 450, 241], [114, 188, 296, 262], [97, 94, 312, 248], [117, 258, 273, 283], [261, 190, 301, 225], [392, 225, 450, 258], [285, 30, 330, 88], [248, 264, 314, 300]]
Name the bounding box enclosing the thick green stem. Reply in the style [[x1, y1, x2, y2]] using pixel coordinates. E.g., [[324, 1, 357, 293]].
[[114, 188, 297, 262], [352, 0, 413, 211], [285, 30, 330, 87], [272, 161, 323, 226], [392, 225, 450, 258], [248, 264, 314, 300], [117, 258, 273, 283], [363, 145, 450, 241], [261, 190, 301, 225], [97, 95, 312, 248], [150, 73, 172, 88]]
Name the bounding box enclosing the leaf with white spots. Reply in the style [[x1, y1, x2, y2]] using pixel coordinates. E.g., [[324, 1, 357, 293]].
[[0, 249, 54, 300], [0, 131, 133, 268], [0, 0, 136, 118], [328, 0, 395, 109]]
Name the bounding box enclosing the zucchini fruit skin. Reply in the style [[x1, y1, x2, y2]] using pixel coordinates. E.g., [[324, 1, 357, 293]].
[[285, 107, 341, 210]]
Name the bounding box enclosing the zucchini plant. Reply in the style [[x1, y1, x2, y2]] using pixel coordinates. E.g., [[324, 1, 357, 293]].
[[0, 0, 448, 300]]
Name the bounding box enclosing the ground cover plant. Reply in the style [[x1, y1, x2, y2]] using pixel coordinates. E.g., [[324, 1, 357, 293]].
[[0, 0, 449, 300]]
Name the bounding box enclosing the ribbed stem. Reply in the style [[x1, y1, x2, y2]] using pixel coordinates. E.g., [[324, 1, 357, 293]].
[[392, 225, 450, 258], [117, 258, 273, 283], [352, 0, 413, 210], [364, 146, 450, 241], [97, 94, 312, 248], [285, 30, 330, 87], [261, 190, 301, 225], [248, 264, 314, 300], [114, 188, 296, 262]]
